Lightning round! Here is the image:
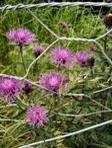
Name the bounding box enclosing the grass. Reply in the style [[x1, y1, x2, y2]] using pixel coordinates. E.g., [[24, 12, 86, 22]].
[[0, 1, 112, 147]]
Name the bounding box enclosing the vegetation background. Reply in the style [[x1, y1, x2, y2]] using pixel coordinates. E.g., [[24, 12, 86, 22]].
[[0, 0, 112, 148]]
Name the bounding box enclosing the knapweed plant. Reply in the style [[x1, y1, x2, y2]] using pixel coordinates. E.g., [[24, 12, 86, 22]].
[[0, 2, 112, 148]]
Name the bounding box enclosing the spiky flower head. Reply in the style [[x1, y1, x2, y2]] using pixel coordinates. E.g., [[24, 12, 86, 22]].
[[104, 13, 112, 28], [0, 77, 21, 102], [39, 72, 68, 94], [26, 105, 48, 127], [51, 47, 74, 68], [75, 51, 93, 67], [6, 28, 36, 48], [33, 45, 44, 57]]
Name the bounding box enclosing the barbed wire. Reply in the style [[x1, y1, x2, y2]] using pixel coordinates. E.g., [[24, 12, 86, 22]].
[[1, 2, 112, 12]]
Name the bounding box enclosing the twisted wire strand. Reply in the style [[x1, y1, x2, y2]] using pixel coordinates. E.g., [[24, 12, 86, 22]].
[[0, 118, 25, 123], [1, 2, 112, 12], [57, 110, 112, 118], [19, 119, 112, 148]]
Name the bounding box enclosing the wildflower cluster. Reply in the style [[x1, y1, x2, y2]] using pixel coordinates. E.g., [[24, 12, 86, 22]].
[[0, 27, 97, 127]]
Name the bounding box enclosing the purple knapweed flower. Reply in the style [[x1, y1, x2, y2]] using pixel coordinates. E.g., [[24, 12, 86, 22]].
[[0, 77, 21, 102], [39, 72, 68, 94], [75, 51, 91, 67], [33, 45, 44, 57], [23, 81, 32, 94], [51, 47, 74, 68], [60, 22, 71, 30], [26, 105, 48, 127], [6, 28, 36, 48], [91, 45, 97, 52]]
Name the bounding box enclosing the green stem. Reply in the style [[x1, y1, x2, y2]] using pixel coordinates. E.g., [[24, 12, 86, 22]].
[[17, 96, 28, 107], [101, 35, 107, 120], [33, 58, 38, 76], [19, 46, 27, 73], [90, 67, 94, 77]]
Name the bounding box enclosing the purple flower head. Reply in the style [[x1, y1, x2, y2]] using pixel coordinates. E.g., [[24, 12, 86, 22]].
[[23, 81, 33, 94], [60, 22, 71, 30], [75, 51, 91, 67], [6, 28, 36, 48], [91, 45, 97, 52], [104, 13, 112, 28], [26, 105, 48, 127], [51, 47, 74, 68], [39, 72, 68, 94], [0, 77, 21, 102], [33, 45, 44, 57]]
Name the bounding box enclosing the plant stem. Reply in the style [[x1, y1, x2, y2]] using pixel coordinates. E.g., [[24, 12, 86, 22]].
[[33, 57, 38, 76], [17, 96, 28, 107], [90, 67, 94, 77], [104, 35, 107, 52], [19, 46, 27, 73], [101, 35, 107, 120]]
